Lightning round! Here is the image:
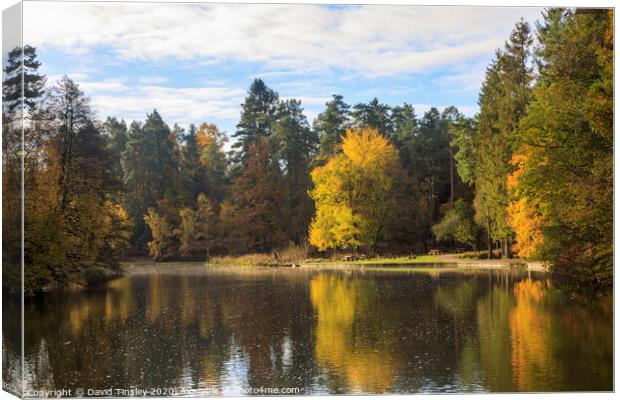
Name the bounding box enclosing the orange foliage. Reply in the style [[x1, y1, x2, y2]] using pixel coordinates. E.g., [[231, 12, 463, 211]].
[[507, 198, 544, 259], [506, 150, 544, 259]]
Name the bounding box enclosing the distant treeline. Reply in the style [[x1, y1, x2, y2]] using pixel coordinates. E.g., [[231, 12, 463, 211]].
[[2, 8, 612, 294]]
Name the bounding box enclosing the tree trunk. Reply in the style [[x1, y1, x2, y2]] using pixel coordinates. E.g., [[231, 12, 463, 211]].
[[449, 148, 455, 208], [505, 236, 512, 259], [486, 219, 492, 259]]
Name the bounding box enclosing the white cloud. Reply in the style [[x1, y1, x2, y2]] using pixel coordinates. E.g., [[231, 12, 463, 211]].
[[434, 68, 488, 94], [80, 79, 128, 93], [137, 76, 169, 85], [24, 3, 543, 77], [78, 80, 246, 129]]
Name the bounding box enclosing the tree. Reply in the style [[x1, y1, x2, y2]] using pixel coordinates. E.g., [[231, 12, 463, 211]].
[[472, 58, 505, 259], [176, 194, 218, 259], [196, 123, 228, 202], [144, 208, 176, 260], [313, 94, 350, 158], [350, 98, 393, 138], [391, 103, 418, 149], [228, 138, 287, 253], [309, 128, 402, 254], [432, 200, 479, 251], [511, 9, 612, 290], [472, 21, 534, 259], [232, 78, 279, 165], [99, 201, 133, 261], [271, 99, 318, 243], [450, 116, 477, 186], [143, 109, 177, 200], [3, 45, 46, 292], [48, 76, 94, 212], [2, 45, 46, 116], [401, 107, 452, 225], [122, 110, 177, 247], [103, 117, 128, 197], [15, 74, 131, 293], [180, 123, 203, 204]]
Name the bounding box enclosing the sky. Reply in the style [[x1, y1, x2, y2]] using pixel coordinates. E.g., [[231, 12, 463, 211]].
[[23, 2, 544, 136]]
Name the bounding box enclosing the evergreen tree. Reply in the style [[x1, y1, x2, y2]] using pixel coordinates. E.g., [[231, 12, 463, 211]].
[[2, 45, 46, 292], [391, 103, 418, 149], [350, 97, 393, 137], [313, 94, 350, 158], [272, 99, 318, 243], [2, 45, 46, 117], [103, 117, 128, 197], [143, 109, 177, 200], [180, 123, 204, 204], [450, 116, 478, 186], [473, 21, 534, 258], [232, 78, 279, 165], [406, 107, 452, 223], [122, 121, 158, 248]]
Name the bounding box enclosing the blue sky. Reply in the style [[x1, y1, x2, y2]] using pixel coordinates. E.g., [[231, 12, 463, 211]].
[[23, 2, 544, 136]]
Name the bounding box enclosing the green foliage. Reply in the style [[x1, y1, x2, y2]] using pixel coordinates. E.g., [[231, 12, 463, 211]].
[[351, 97, 393, 137], [450, 116, 477, 186], [462, 20, 535, 258], [314, 94, 350, 158], [271, 99, 318, 243], [2, 45, 45, 115], [122, 110, 178, 248], [512, 9, 613, 290], [103, 117, 128, 197], [432, 200, 479, 250], [232, 78, 279, 165], [176, 194, 217, 259]]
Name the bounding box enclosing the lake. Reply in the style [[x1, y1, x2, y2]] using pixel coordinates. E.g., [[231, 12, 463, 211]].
[[3, 264, 613, 395]]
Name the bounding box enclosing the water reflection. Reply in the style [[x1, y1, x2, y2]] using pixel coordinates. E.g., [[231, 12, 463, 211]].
[[3, 265, 612, 395]]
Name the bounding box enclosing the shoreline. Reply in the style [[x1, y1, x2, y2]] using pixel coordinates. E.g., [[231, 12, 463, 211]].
[[120, 256, 550, 273]]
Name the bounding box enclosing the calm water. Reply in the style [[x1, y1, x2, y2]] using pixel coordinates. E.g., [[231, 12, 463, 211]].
[[3, 264, 613, 395]]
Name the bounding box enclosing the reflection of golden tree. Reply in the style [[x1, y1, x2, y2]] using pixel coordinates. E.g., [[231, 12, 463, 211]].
[[104, 277, 134, 323], [146, 273, 163, 323], [310, 273, 356, 370], [68, 300, 92, 334], [509, 279, 560, 391], [310, 273, 396, 393]]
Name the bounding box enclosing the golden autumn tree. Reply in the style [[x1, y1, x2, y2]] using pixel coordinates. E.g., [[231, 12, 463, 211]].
[[309, 128, 401, 254], [506, 151, 545, 259]]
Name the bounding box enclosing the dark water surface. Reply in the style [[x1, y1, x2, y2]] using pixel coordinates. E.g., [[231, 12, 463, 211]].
[[3, 264, 613, 395]]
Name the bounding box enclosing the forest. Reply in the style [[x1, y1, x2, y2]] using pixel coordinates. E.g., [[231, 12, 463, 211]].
[[2, 8, 612, 295]]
